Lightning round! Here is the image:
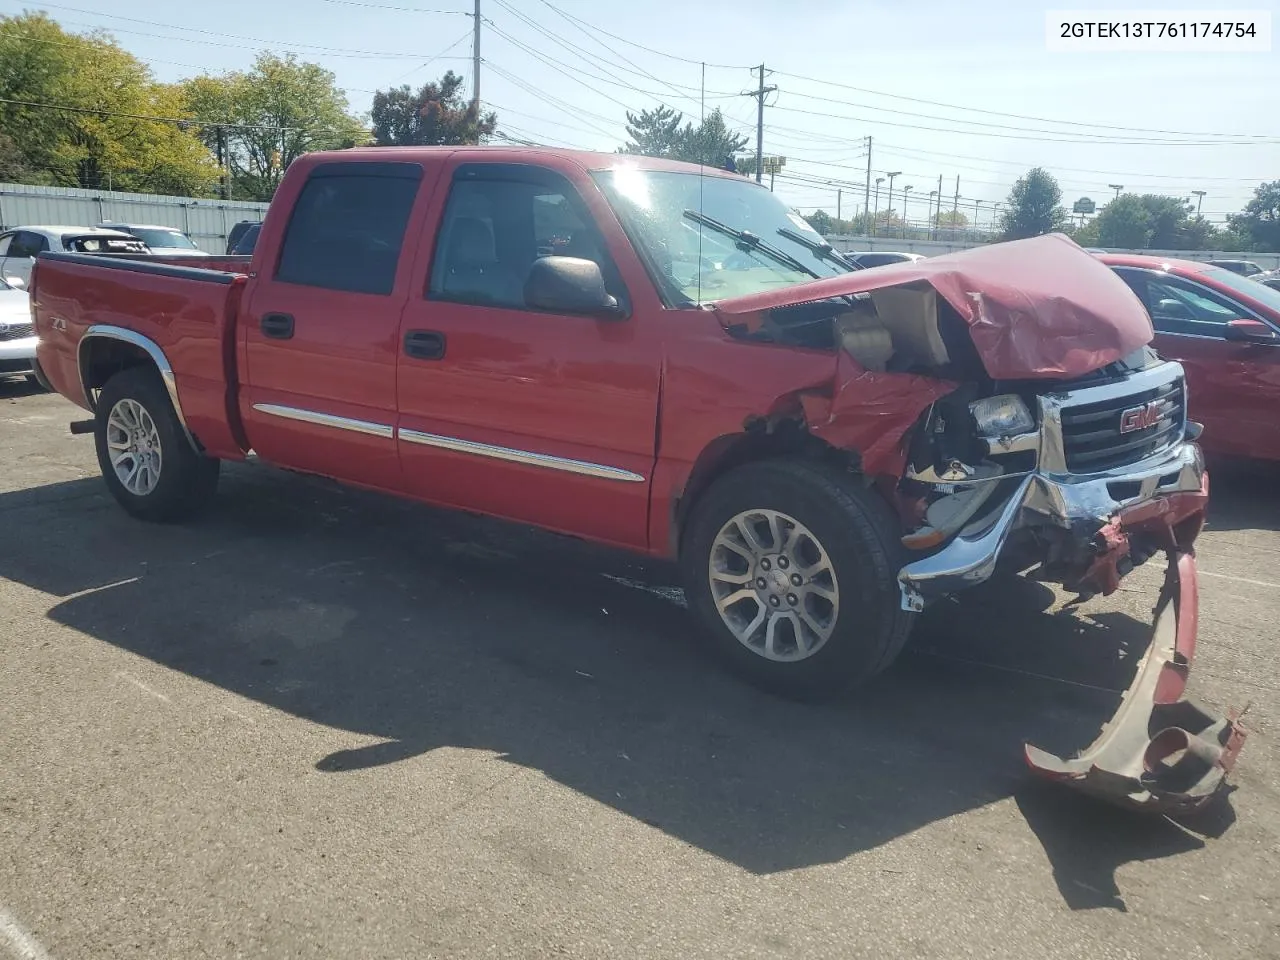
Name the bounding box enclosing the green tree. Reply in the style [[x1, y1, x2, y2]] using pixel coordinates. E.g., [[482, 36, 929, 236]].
[[1229, 181, 1280, 253], [182, 53, 368, 201], [370, 70, 495, 147], [999, 167, 1068, 240], [936, 209, 969, 228], [805, 210, 833, 235], [1094, 194, 1154, 247], [621, 105, 683, 158], [621, 105, 747, 165], [0, 132, 34, 181], [680, 108, 749, 165], [0, 13, 216, 193]]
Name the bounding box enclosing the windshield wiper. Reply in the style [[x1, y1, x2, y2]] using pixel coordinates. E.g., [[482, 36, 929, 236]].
[[776, 227, 860, 271], [682, 210, 822, 280]]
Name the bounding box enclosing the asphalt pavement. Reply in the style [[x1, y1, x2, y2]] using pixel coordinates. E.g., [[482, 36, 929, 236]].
[[1, 379, 1277, 960]]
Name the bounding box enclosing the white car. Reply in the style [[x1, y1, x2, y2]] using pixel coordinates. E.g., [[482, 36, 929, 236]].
[[96, 222, 208, 256], [0, 225, 149, 286], [0, 274, 38, 386]]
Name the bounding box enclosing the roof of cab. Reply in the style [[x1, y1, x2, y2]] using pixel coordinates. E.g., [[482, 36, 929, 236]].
[[7, 225, 137, 237], [299, 145, 750, 180], [1096, 252, 1215, 274]]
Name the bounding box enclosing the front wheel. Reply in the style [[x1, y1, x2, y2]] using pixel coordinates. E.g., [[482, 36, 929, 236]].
[[680, 459, 915, 699], [94, 366, 220, 522]]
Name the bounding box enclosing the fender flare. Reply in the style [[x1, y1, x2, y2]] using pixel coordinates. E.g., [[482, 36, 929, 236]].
[[77, 325, 200, 452]]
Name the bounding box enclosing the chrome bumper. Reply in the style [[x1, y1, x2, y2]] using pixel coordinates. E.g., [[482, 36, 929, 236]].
[[898, 362, 1204, 611]]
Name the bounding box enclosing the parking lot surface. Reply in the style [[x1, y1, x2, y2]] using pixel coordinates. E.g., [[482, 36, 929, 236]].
[[2, 380, 1277, 960]]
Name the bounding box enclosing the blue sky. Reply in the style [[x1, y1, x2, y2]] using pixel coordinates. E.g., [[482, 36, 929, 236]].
[[9, 0, 1277, 223]]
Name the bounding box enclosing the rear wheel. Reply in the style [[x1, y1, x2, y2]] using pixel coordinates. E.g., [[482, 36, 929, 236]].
[[681, 459, 915, 699], [94, 366, 219, 522]]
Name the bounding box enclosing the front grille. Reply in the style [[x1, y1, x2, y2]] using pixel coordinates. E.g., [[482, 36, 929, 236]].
[[1059, 378, 1185, 473], [0, 322, 34, 341]]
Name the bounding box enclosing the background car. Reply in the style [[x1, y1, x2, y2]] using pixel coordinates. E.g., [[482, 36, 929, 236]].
[[96, 222, 207, 256], [229, 221, 260, 255], [226, 220, 261, 255], [844, 251, 925, 268], [1100, 253, 1280, 461], [0, 226, 149, 286], [0, 273, 39, 387], [1205, 258, 1267, 277]]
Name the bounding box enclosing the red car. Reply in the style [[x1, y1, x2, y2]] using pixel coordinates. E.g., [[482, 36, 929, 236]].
[[1101, 253, 1280, 461], [27, 154, 1246, 810]]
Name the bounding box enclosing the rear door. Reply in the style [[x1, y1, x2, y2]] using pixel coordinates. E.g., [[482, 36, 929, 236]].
[[1115, 267, 1280, 458], [394, 160, 661, 549], [238, 160, 433, 490]]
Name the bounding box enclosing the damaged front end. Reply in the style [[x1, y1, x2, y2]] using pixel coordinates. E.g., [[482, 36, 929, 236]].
[[712, 235, 1247, 813], [896, 362, 1246, 812]]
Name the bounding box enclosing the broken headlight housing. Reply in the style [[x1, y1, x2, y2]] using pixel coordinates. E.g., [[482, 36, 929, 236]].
[[969, 393, 1035, 437]]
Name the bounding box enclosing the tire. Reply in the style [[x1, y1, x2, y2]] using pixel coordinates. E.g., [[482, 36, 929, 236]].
[[93, 366, 220, 522], [680, 459, 915, 700]]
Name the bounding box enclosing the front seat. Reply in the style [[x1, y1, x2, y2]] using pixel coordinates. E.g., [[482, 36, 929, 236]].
[[439, 217, 522, 305]]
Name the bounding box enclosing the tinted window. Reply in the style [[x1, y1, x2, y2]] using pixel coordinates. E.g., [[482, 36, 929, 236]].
[[232, 223, 261, 255], [276, 164, 422, 295], [124, 227, 197, 249], [8, 232, 46, 258], [429, 177, 621, 309], [0, 234, 11, 257], [1116, 268, 1244, 337]]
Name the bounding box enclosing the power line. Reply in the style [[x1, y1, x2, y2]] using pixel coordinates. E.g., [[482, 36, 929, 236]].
[[771, 69, 1280, 141], [772, 103, 1280, 146], [318, 0, 465, 11], [7, 2, 454, 59], [532, 0, 748, 69]]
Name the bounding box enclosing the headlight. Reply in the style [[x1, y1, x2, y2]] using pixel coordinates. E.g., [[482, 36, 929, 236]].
[[970, 394, 1034, 437]]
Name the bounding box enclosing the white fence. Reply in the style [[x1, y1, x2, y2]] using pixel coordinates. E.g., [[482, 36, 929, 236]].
[[0, 183, 268, 254], [825, 233, 1280, 271]]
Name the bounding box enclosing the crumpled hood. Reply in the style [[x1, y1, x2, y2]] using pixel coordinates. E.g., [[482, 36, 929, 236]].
[[712, 233, 1154, 380]]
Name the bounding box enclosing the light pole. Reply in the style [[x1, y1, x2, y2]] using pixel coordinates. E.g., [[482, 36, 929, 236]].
[[1192, 190, 1206, 216], [1109, 183, 1124, 199], [929, 189, 938, 240], [873, 177, 885, 236], [885, 171, 901, 241], [974, 199, 983, 237], [902, 185, 914, 239]]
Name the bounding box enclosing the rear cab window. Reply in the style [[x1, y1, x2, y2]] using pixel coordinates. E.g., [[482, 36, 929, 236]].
[[275, 161, 424, 296]]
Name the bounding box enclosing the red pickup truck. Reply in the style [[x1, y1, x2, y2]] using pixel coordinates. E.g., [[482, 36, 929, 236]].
[[30, 147, 1244, 811]]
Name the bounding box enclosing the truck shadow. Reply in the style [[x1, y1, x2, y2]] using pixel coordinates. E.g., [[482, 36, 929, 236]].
[[1202, 455, 1280, 533], [0, 464, 1229, 904]]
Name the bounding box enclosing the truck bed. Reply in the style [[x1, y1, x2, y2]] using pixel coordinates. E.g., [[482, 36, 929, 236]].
[[32, 251, 250, 459]]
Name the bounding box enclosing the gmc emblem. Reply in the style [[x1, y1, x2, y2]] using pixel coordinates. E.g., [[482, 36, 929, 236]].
[[1119, 401, 1163, 434]]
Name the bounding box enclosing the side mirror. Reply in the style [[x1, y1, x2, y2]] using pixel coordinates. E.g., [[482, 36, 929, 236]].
[[524, 256, 623, 319], [3, 274, 25, 289], [1155, 298, 1193, 320], [1224, 318, 1279, 344]]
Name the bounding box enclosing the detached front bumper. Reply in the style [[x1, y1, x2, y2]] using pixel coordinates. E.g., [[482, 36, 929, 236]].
[[897, 438, 1247, 812]]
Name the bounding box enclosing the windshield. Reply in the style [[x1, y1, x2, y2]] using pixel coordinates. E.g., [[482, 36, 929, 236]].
[[126, 228, 197, 249], [592, 167, 854, 305], [1203, 266, 1280, 315]]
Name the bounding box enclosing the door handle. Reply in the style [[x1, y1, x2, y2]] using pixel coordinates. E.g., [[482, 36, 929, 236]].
[[261, 312, 294, 339], [404, 329, 446, 360]]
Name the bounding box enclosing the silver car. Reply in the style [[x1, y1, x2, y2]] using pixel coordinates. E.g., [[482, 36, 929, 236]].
[[0, 225, 149, 287], [0, 275, 38, 386]]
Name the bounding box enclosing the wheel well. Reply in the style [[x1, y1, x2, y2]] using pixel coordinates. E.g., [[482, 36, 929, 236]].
[[672, 420, 861, 555], [79, 338, 155, 408]]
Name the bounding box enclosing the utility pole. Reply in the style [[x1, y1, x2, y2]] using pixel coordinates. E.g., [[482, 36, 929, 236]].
[[742, 64, 777, 184], [935, 174, 943, 238], [929, 189, 939, 240], [1192, 190, 1206, 215], [873, 177, 884, 237], [1109, 183, 1124, 199], [902, 185, 913, 239], [837, 188, 842, 223], [953, 175, 960, 223], [472, 0, 482, 112], [863, 136, 872, 220], [885, 171, 901, 238]]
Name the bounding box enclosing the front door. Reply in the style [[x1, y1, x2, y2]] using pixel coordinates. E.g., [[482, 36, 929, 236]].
[[395, 161, 661, 550], [1116, 267, 1280, 459], [239, 160, 431, 490]]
